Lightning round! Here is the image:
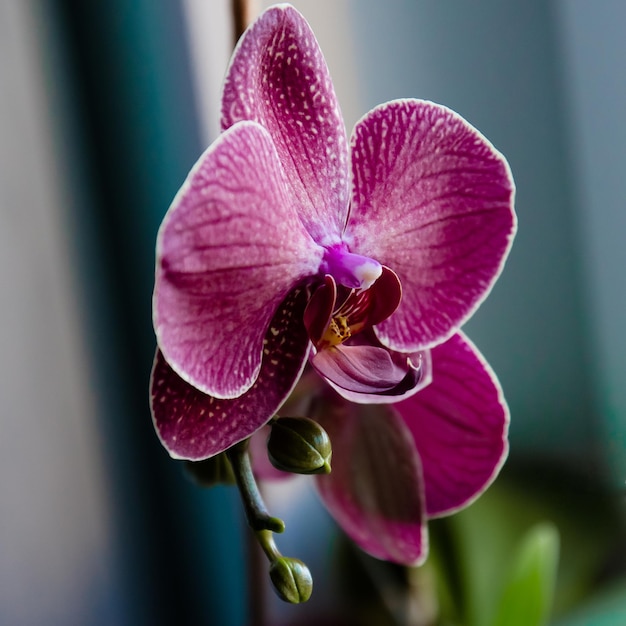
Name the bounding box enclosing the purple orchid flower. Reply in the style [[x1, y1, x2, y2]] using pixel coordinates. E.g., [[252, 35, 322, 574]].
[[150, 4, 515, 565]]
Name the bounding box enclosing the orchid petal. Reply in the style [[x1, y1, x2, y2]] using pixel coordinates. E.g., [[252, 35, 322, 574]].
[[394, 332, 509, 518], [151, 288, 311, 460], [311, 344, 408, 393], [325, 347, 432, 405], [359, 265, 402, 329], [221, 5, 349, 244], [154, 121, 322, 398], [311, 344, 409, 395], [303, 275, 336, 345], [347, 99, 516, 351], [313, 394, 428, 565]]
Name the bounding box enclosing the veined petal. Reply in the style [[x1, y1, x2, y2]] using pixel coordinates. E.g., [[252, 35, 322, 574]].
[[394, 332, 509, 518], [154, 121, 322, 398], [313, 394, 428, 566], [346, 99, 516, 351], [221, 4, 349, 244], [151, 288, 311, 460]]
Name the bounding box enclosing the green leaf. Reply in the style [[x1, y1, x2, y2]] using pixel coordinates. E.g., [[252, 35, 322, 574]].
[[490, 522, 560, 626]]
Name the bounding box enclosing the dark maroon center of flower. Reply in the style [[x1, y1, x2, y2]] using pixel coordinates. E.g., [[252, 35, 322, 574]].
[[303, 267, 402, 351], [319, 288, 373, 348]]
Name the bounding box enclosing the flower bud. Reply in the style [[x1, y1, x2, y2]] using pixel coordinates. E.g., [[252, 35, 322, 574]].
[[267, 417, 332, 474], [269, 557, 313, 604], [184, 453, 235, 487]]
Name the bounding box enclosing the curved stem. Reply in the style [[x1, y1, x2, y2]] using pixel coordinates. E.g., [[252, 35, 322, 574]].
[[226, 440, 285, 533], [256, 529, 282, 562]]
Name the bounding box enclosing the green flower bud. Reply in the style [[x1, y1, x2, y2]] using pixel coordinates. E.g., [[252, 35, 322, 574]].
[[184, 453, 235, 487], [269, 557, 313, 604], [267, 417, 332, 474]]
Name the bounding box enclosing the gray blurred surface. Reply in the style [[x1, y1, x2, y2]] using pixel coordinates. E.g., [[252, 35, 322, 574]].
[[0, 2, 120, 624]]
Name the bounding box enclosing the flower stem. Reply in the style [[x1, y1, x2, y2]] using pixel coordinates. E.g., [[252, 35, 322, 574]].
[[227, 439, 314, 606], [247, 526, 268, 626], [226, 439, 285, 534], [256, 529, 282, 562]]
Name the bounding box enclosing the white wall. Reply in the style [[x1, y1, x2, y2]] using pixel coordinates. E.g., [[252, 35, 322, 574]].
[[0, 2, 121, 623]]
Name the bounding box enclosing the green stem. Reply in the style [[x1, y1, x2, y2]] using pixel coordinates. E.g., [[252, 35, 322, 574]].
[[256, 529, 282, 562], [247, 526, 268, 626], [226, 440, 285, 534]]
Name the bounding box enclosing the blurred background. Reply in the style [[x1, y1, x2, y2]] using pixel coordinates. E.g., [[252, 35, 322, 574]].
[[1, 0, 625, 624]]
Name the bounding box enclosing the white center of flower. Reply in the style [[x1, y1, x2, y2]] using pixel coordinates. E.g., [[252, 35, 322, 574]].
[[352, 258, 383, 290]]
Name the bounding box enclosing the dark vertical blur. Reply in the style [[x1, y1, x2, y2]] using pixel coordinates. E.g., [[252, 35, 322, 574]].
[[46, 1, 247, 623]]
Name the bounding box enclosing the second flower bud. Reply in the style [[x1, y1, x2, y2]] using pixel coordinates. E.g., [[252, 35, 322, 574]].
[[267, 416, 332, 475]]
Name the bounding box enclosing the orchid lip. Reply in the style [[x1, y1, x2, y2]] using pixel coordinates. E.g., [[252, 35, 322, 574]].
[[320, 243, 382, 290]]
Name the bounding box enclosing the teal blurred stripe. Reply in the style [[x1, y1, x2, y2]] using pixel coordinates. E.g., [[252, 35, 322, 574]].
[[554, 581, 626, 626], [47, 1, 247, 624]]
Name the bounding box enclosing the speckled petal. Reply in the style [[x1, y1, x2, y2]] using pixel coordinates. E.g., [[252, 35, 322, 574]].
[[221, 4, 349, 245], [154, 121, 322, 398], [151, 287, 311, 460], [347, 99, 516, 351], [394, 332, 509, 518], [313, 393, 428, 565]]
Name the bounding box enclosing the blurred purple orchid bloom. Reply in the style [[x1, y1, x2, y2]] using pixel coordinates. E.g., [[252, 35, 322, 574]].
[[150, 5, 515, 565]]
